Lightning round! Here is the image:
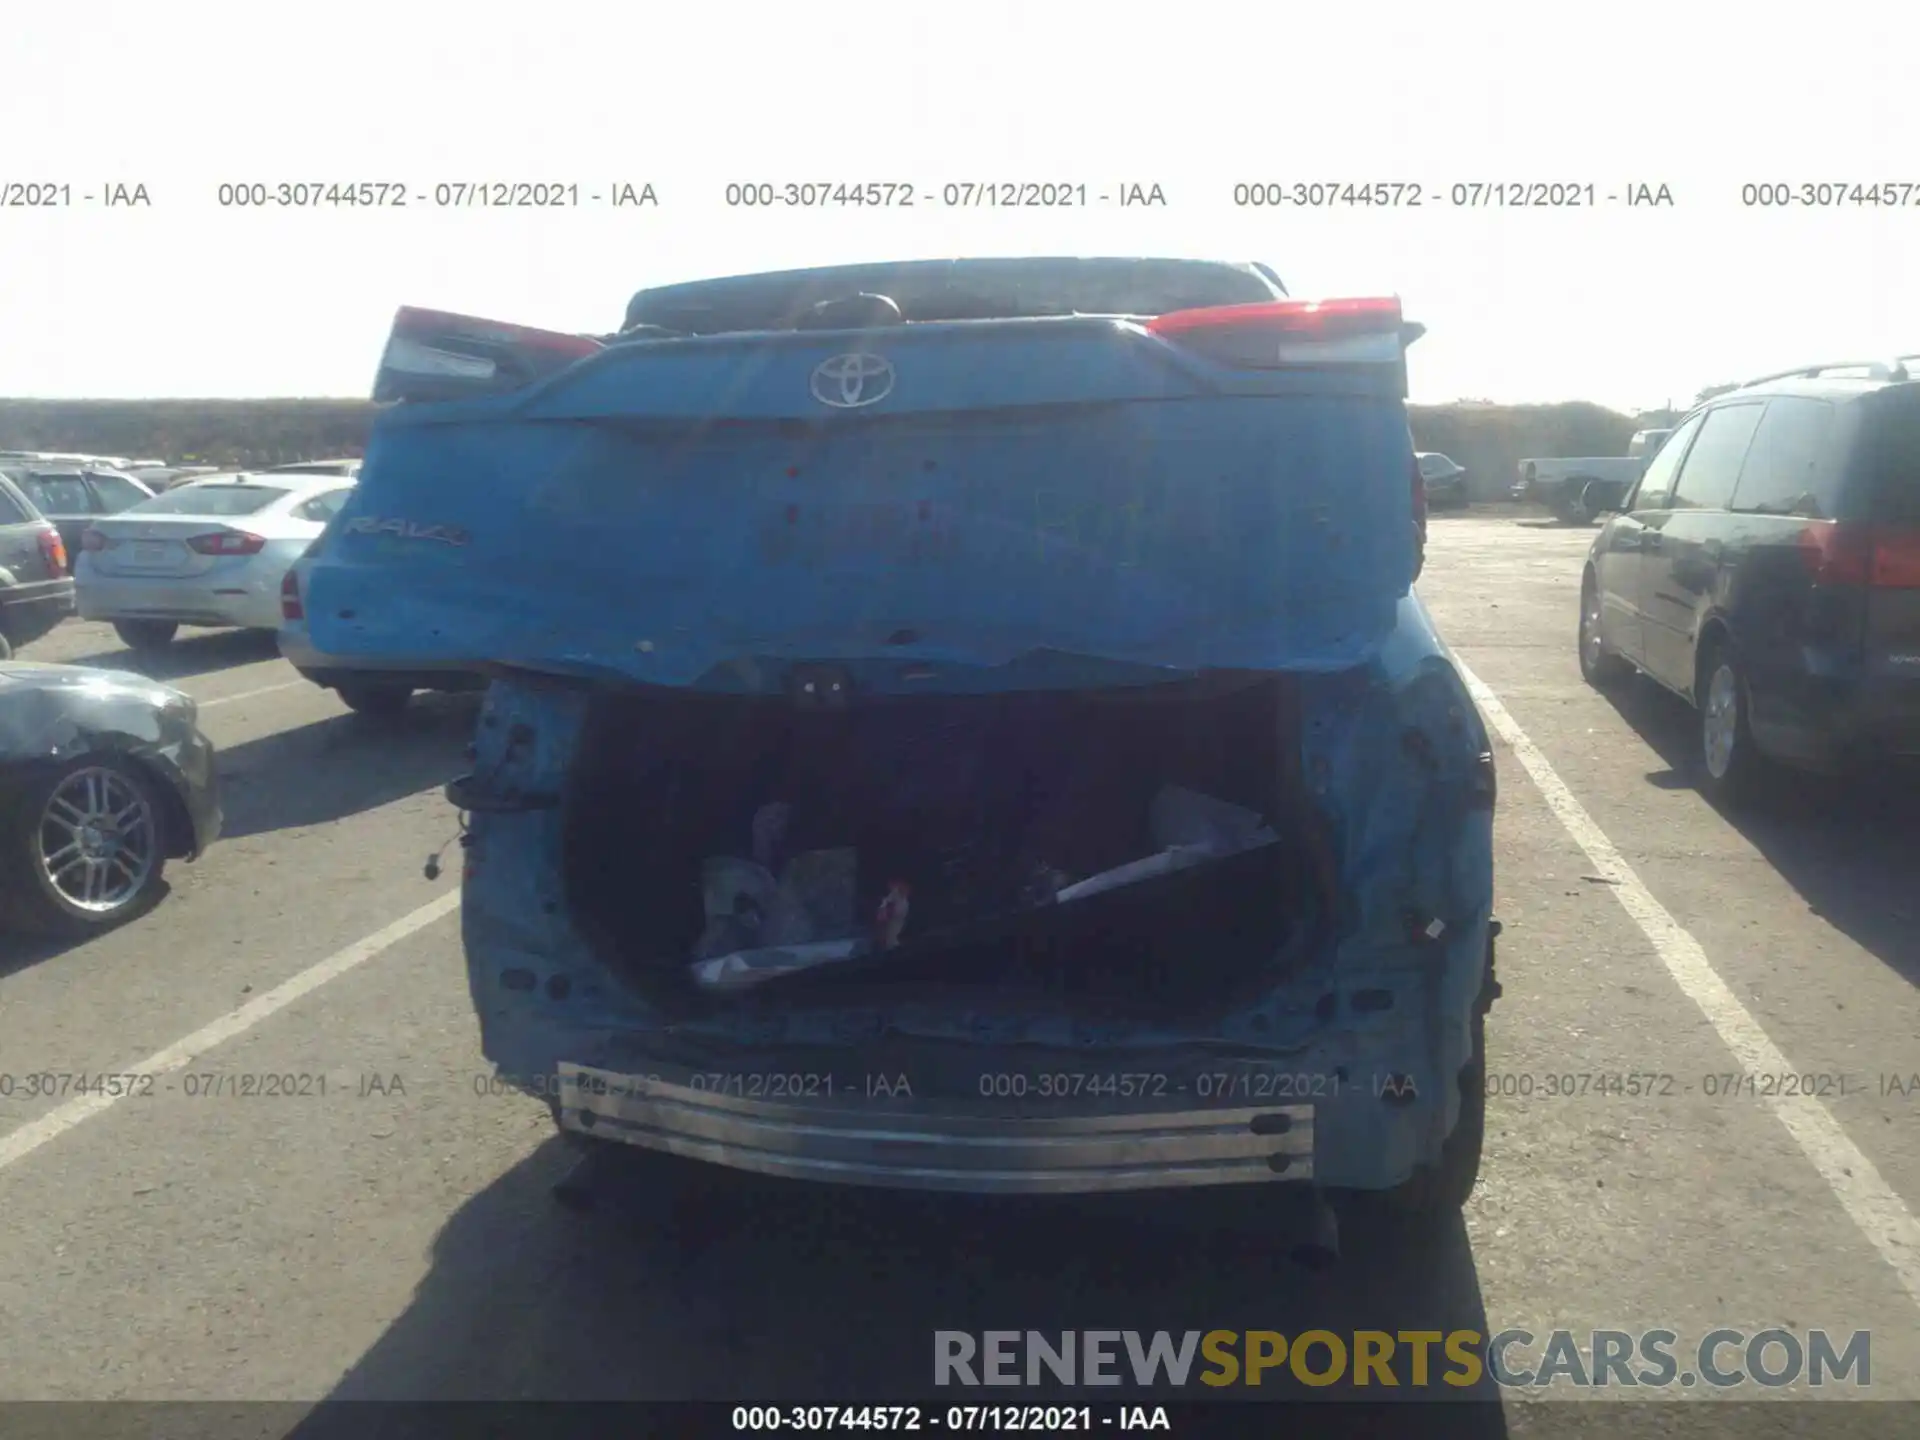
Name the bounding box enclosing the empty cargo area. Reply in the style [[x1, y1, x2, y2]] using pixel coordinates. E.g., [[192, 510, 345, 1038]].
[[560, 672, 1330, 1018]]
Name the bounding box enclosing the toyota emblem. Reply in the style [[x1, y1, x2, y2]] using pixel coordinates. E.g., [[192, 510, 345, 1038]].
[[811, 353, 895, 409]]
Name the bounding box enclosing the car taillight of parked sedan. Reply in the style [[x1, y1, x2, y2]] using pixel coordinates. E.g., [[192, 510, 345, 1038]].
[[186, 531, 267, 556]]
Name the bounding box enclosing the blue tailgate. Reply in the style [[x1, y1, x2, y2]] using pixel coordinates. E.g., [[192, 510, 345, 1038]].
[[308, 316, 1418, 691]]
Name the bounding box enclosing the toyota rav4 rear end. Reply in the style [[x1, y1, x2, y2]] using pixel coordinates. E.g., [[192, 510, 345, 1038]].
[[305, 257, 1498, 1234]]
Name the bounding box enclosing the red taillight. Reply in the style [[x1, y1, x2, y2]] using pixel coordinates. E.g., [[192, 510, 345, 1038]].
[[1149, 295, 1404, 335], [1798, 522, 1872, 585], [373, 306, 605, 404], [280, 567, 304, 621], [37, 528, 67, 575], [392, 306, 606, 358], [1798, 521, 1920, 588], [187, 530, 266, 556], [1870, 527, 1920, 588], [1146, 296, 1409, 368]]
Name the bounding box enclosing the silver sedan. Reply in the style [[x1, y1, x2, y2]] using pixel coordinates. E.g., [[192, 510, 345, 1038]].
[[74, 474, 354, 652]]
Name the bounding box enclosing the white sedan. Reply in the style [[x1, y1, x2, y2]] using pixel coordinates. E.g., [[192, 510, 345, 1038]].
[[74, 474, 354, 651]]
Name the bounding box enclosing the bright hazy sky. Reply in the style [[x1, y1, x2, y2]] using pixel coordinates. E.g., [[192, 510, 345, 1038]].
[[6, 0, 1917, 410]]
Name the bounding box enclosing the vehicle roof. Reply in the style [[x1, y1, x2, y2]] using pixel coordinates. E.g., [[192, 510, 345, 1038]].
[[169, 472, 351, 494], [623, 256, 1285, 335], [263, 458, 360, 470], [116, 474, 351, 520], [1716, 370, 1920, 405]]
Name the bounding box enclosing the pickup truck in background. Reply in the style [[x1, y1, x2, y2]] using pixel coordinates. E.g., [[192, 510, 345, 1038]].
[[1512, 427, 1672, 524]]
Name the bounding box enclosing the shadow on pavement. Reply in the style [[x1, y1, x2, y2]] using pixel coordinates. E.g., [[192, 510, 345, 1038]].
[[215, 691, 479, 840], [280, 1139, 1507, 1434], [57, 627, 283, 682], [0, 879, 175, 977], [1604, 673, 1920, 990]]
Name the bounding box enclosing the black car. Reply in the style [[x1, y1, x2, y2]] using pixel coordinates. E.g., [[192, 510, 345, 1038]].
[[1418, 451, 1470, 508], [0, 662, 221, 935], [9, 466, 157, 564], [0, 472, 77, 660], [1579, 359, 1920, 800]]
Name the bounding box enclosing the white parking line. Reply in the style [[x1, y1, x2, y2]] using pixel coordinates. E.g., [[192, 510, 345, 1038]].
[[0, 889, 460, 1176], [11, 656, 1919, 1314], [1458, 658, 1920, 1311], [196, 680, 305, 709]]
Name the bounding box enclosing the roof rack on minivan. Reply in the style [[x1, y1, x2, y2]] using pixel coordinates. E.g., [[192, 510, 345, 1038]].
[[1735, 359, 1916, 390]]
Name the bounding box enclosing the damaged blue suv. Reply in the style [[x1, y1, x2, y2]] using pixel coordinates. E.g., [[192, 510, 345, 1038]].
[[308, 257, 1500, 1250]]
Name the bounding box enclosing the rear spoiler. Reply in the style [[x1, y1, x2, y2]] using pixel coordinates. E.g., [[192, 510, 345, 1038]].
[[372, 295, 1427, 405], [371, 308, 605, 404], [1144, 296, 1423, 396]]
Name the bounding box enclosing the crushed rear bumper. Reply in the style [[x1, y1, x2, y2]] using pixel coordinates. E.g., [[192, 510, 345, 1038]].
[[556, 1063, 1315, 1193], [477, 913, 1498, 1196]]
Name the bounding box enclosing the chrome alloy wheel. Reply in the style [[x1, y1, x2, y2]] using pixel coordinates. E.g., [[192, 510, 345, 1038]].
[[37, 764, 158, 913], [1581, 590, 1605, 669], [1702, 663, 1740, 781]]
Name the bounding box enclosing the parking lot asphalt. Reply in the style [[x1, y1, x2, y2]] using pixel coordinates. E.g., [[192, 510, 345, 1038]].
[[0, 514, 1915, 1427]]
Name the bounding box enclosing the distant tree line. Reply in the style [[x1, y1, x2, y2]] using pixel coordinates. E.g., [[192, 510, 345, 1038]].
[[0, 399, 377, 468]]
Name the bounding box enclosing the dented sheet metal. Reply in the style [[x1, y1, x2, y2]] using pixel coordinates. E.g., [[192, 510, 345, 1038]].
[[0, 662, 223, 858], [307, 320, 1417, 691], [457, 599, 1500, 1194], [0, 663, 187, 755]]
